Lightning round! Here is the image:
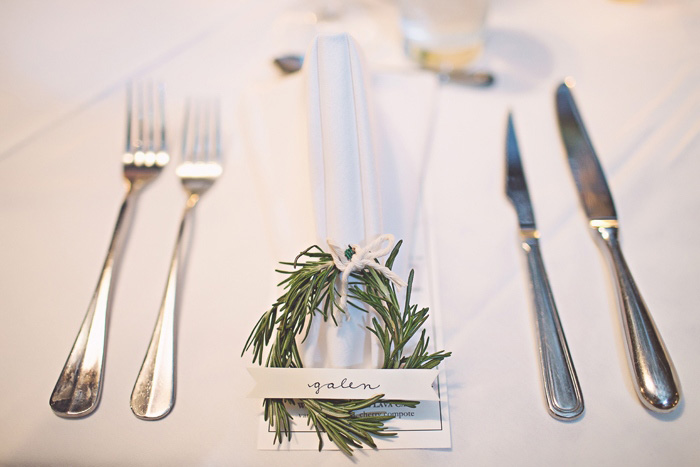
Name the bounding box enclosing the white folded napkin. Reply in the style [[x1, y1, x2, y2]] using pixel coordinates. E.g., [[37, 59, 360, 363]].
[[241, 33, 439, 369], [302, 34, 382, 368]]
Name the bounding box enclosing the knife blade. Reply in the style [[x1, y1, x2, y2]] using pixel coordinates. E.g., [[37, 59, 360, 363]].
[[505, 113, 584, 420], [555, 81, 681, 412], [506, 114, 536, 231]]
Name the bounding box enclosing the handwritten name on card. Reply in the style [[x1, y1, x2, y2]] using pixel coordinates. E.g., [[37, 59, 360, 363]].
[[308, 378, 380, 395], [247, 368, 439, 400]]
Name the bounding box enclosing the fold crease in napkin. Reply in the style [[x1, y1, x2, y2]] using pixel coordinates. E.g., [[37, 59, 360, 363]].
[[301, 34, 383, 369]]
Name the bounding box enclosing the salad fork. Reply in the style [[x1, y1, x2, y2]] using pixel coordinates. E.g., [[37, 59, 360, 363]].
[[50, 82, 169, 418], [131, 99, 223, 420]]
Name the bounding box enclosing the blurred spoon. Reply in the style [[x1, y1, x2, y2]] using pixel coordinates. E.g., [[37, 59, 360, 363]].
[[273, 54, 495, 88]]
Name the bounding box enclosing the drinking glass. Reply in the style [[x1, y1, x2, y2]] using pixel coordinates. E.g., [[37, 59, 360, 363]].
[[398, 0, 490, 70]]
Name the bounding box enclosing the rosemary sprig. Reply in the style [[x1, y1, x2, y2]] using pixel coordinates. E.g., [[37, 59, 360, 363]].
[[242, 240, 451, 455]]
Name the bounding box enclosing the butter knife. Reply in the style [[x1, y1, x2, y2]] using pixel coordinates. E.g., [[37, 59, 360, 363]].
[[505, 113, 584, 420], [555, 81, 681, 412]]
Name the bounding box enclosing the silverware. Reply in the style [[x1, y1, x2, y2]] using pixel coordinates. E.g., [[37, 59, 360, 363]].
[[273, 54, 495, 87], [130, 99, 223, 420], [273, 54, 306, 74], [555, 80, 681, 412], [505, 113, 584, 420], [50, 82, 169, 418]]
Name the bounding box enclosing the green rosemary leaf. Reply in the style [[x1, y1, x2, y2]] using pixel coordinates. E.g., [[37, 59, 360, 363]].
[[384, 240, 402, 270]]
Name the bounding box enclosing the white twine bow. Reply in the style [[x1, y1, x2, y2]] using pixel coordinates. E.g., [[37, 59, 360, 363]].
[[327, 234, 407, 311]]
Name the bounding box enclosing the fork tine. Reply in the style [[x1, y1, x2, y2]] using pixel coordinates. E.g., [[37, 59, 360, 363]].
[[192, 102, 202, 162], [125, 82, 133, 153], [214, 99, 222, 163], [203, 101, 211, 162], [181, 99, 191, 162], [158, 83, 166, 153], [147, 81, 155, 152], [137, 83, 144, 152]]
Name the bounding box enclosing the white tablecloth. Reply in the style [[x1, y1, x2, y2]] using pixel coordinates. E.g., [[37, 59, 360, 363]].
[[1, 0, 699, 465]]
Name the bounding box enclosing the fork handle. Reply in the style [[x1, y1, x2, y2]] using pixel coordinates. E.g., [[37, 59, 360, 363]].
[[50, 188, 138, 418], [522, 235, 584, 420], [130, 197, 197, 420]]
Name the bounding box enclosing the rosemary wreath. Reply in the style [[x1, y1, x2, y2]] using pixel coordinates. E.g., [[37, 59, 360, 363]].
[[242, 239, 451, 455]]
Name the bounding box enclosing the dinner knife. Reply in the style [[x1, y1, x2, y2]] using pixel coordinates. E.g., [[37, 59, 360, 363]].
[[555, 80, 681, 412], [505, 113, 584, 420]]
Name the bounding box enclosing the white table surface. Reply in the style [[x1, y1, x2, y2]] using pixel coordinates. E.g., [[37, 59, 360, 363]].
[[2, 0, 700, 465]]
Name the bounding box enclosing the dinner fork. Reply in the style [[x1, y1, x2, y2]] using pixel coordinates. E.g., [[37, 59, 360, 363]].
[[131, 99, 223, 420], [50, 82, 169, 418]]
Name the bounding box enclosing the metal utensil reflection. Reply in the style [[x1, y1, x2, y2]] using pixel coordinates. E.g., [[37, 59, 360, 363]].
[[50, 82, 169, 418], [505, 112, 584, 420], [555, 80, 681, 413], [130, 99, 224, 420]]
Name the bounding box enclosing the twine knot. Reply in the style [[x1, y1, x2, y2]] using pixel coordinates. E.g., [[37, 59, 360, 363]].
[[327, 234, 407, 311]]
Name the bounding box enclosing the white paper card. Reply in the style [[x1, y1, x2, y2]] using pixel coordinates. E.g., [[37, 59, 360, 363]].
[[248, 368, 440, 400]]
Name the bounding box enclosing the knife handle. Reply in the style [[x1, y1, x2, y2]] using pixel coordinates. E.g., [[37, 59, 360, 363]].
[[594, 225, 681, 412], [522, 235, 584, 420]]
